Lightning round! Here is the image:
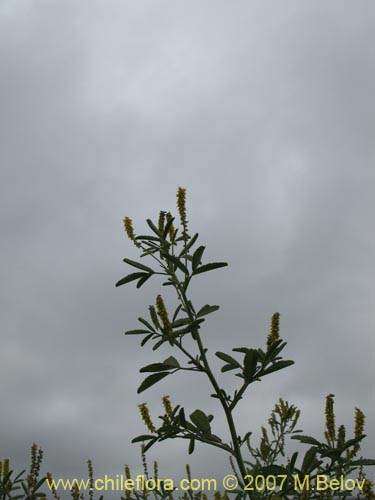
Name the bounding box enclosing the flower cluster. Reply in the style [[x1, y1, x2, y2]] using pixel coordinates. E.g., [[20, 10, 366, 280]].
[[123, 216, 141, 248], [162, 395, 174, 418], [156, 295, 172, 335], [324, 394, 336, 444], [266, 312, 280, 351], [138, 402, 157, 433]]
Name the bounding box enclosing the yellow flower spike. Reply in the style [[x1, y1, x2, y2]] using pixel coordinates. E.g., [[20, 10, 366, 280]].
[[363, 479, 375, 500], [123, 217, 141, 248], [124, 466, 132, 500], [166, 212, 176, 242], [46, 472, 59, 499], [176, 187, 187, 222], [324, 394, 336, 444], [123, 216, 135, 240], [156, 295, 172, 335], [138, 402, 157, 433], [354, 407, 365, 438], [295, 408, 301, 423], [266, 312, 280, 351], [149, 305, 161, 331], [353, 407, 366, 454], [261, 426, 269, 444], [162, 395, 174, 418], [124, 465, 131, 480], [141, 444, 149, 482], [71, 482, 80, 500], [185, 464, 191, 482], [3, 459, 9, 481], [153, 460, 158, 481], [337, 425, 346, 449], [158, 211, 166, 235]]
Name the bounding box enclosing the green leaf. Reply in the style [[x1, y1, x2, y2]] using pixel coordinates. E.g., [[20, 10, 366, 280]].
[[162, 216, 175, 240], [192, 246, 205, 271], [125, 329, 150, 335], [131, 435, 156, 443], [179, 408, 187, 427], [221, 364, 237, 373], [291, 435, 322, 446], [287, 451, 299, 473], [171, 317, 191, 328], [187, 300, 196, 315], [152, 338, 166, 350], [163, 356, 180, 367], [141, 333, 154, 346], [162, 253, 189, 274], [193, 262, 228, 275], [196, 304, 220, 318], [136, 274, 153, 288], [140, 363, 176, 373], [143, 437, 158, 452], [135, 235, 160, 242], [146, 219, 160, 236], [123, 258, 154, 273], [257, 348, 266, 362], [341, 435, 366, 451], [179, 233, 199, 256], [261, 465, 288, 476], [172, 304, 182, 322], [261, 360, 294, 376], [190, 409, 211, 434], [265, 339, 286, 360], [137, 372, 170, 393], [215, 351, 241, 368], [138, 317, 156, 332], [116, 272, 147, 287], [349, 459, 375, 466], [188, 438, 195, 455], [35, 477, 47, 490], [243, 349, 259, 383], [301, 447, 319, 473]]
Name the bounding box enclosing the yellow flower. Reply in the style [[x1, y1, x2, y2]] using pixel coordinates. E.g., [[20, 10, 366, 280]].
[[149, 305, 161, 331], [166, 212, 176, 242], [185, 464, 191, 482], [162, 395, 174, 418], [158, 211, 166, 236], [156, 295, 172, 335], [123, 216, 141, 248], [266, 312, 280, 351], [354, 406, 365, 438], [123, 216, 135, 240], [176, 187, 187, 223], [138, 402, 157, 433], [324, 394, 336, 444], [353, 406, 365, 454], [362, 479, 375, 500], [124, 465, 132, 500], [337, 424, 346, 449]]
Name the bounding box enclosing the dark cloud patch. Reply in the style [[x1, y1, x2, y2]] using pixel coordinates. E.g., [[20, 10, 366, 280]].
[[1, 1, 374, 498]]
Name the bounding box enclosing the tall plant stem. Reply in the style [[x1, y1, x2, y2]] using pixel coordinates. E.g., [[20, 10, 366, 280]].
[[172, 273, 251, 497]]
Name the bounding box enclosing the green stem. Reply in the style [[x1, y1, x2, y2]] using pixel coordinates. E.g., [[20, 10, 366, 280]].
[[170, 272, 251, 497]]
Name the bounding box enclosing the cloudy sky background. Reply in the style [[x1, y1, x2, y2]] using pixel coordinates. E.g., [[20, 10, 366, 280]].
[[1, 1, 374, 498]]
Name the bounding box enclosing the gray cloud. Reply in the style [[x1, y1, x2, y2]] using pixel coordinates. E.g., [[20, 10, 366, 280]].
[[1, 1, 374, 498]]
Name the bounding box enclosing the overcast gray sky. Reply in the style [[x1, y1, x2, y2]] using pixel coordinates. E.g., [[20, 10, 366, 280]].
[[1, 1, 374, 498]]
